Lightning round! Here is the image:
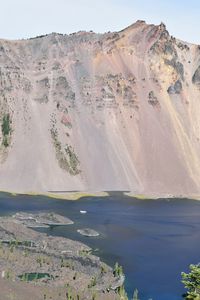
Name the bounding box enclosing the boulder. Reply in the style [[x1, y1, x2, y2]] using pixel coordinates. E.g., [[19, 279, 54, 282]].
[[192, 66, 200, 85], [167, 80, 182, 94]]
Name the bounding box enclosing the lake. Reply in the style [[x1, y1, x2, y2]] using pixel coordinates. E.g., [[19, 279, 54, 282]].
[[0, 192, 200, 300]]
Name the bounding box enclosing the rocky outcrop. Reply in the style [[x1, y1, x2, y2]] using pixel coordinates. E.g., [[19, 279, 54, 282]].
[[192, 66, 200, 85], [77, 228, 100, 237], [164, 59, 184, 80], [167, 80, 182, 94], [148, 91, 159, 106], [13, 212, 74, 227]]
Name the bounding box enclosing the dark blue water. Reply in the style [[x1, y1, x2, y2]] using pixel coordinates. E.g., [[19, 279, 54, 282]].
[[0, 192, 200, 300]]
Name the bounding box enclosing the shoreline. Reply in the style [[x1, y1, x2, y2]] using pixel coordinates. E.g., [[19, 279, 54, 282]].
[[124, 192, 200, 201], [0, 190, 109, 200], [0, 190, 199, 201]]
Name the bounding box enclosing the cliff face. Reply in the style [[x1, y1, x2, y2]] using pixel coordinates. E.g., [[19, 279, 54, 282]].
[[0, 20, 200, 196]]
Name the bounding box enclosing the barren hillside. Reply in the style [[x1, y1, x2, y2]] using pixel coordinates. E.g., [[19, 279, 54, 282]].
[[0, 20, 200, 196]]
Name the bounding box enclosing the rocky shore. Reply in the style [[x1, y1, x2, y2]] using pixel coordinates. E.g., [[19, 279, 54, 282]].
[[12, 212, 74, 227], [0, 212, 123, 299]]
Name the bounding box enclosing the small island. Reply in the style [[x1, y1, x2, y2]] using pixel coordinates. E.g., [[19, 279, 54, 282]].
[[77, 228, 100, 237]]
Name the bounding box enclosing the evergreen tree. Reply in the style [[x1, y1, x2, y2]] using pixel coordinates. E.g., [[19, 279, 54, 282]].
[[182, 263, 200, 299]]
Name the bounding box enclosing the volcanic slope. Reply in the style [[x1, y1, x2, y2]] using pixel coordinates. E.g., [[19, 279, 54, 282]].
[[0, 21, 200, 196]]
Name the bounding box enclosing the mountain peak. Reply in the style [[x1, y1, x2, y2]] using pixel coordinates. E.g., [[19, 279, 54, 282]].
[[159, 22, 166, 31], [119, 20, 168, 37], [120, 20, 147, 32]]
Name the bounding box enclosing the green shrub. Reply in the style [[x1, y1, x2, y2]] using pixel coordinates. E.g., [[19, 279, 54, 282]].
[[117, 285, 128, 300], [113, 262, 124, 277], [2, 114, 11, 136], [1, 113, 11, 147]]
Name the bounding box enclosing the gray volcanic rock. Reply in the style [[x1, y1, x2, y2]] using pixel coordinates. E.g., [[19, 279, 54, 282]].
[[77, 228, 100, 237], [167, 80, 182, 94], [192, 65, 200, 85], [12, 212, 74, 227], [165, 59, 184, 80]]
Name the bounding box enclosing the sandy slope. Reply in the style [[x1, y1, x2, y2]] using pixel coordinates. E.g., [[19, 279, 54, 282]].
[[0, 21, 200, 196]]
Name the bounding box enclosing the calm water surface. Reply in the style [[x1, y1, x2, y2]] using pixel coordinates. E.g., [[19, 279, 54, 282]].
[[0, 192, 200, 300]]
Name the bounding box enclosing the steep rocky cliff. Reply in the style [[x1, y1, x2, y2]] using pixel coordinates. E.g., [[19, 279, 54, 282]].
[[0, 20, 200, 196]]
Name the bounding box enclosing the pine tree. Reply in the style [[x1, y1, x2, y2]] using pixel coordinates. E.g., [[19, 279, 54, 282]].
[[182, 263, 200, 299]]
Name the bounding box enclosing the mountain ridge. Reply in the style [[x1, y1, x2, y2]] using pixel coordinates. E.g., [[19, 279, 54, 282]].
[[1, 20, 197, 47], [0, 20, 200, 196]]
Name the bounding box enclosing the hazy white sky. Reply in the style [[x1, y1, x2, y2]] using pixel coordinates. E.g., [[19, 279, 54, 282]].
[[0, 0, 200, 44]]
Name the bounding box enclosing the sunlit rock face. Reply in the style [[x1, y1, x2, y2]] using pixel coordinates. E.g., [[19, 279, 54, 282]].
[[0, 21, 200, 197]]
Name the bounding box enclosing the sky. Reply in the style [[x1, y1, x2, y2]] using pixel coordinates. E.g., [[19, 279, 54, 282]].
[[0, 0, 200, 44]]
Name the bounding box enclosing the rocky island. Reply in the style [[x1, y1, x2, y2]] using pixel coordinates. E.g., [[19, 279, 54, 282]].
[[77, 228, 100, 237]]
